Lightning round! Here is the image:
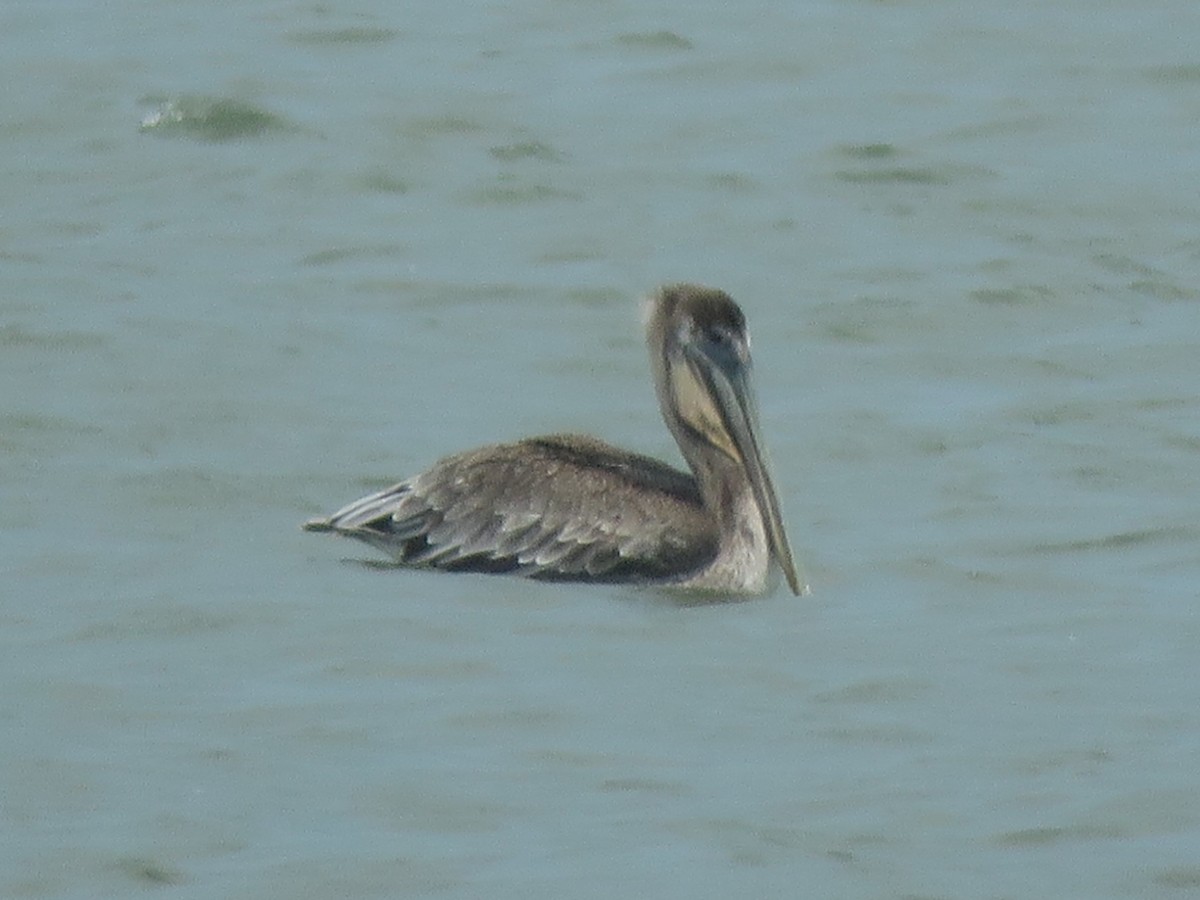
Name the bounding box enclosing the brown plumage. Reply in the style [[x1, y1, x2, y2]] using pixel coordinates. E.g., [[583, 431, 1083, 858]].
[[304, 284, 804, 595]]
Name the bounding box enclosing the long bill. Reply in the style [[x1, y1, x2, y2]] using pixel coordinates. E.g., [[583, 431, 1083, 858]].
[[687, 345, 807, 596]]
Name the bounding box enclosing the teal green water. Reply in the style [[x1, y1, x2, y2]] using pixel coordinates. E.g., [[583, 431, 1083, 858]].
[[4, 2, 1199, 897]]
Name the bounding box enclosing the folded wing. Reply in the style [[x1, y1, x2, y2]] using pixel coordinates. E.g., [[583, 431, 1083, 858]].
[[304, 434, 718, 583]]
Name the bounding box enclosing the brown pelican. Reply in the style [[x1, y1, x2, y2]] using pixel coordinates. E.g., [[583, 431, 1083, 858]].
[[304, 284, 804, 595]]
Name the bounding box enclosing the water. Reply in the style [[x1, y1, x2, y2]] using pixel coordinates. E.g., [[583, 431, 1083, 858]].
[[4, 1, 1199, 897]]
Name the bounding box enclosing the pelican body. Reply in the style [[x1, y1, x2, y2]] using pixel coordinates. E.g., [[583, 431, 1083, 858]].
[[305, 284, 804, 595]]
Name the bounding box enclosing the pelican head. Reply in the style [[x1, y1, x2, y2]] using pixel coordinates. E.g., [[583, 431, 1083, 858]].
[[646, 284, 803, 595]]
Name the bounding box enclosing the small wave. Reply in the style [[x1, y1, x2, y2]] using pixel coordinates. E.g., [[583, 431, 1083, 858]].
[[139, 95, 293, 142]]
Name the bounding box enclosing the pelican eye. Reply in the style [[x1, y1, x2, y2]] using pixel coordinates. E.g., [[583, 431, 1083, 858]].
[[698, 323, 746, 367]]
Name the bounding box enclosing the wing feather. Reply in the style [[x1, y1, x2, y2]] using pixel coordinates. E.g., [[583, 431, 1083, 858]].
[[305, 434, 717, 583]]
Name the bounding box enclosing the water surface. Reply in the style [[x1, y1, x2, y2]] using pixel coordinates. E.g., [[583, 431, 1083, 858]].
[[3, 1, 1199, 897]]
